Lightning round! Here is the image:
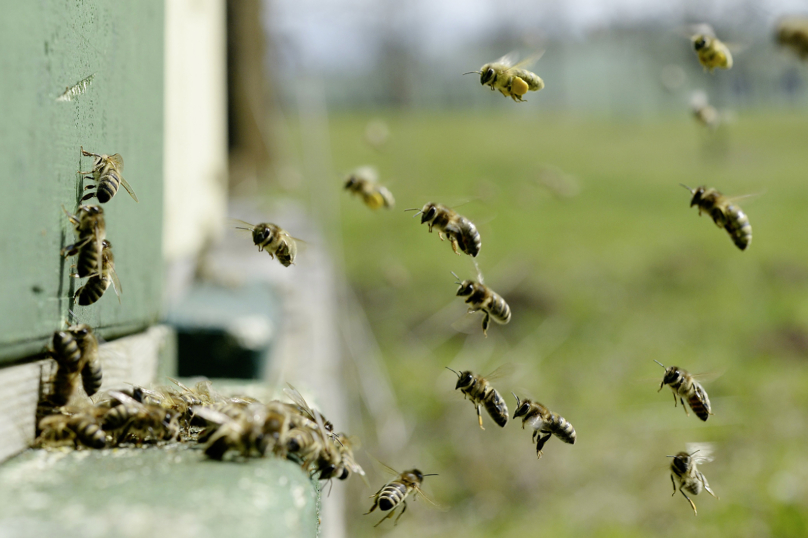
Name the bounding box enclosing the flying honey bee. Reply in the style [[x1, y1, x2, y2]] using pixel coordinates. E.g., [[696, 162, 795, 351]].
[[453, 273, 511, 336], [690, 91, 721, 130], [464, 52, 545, 102], [688, 25, 733, 72], [406, 203, 481, 257], [668, 443, 718, 515], [654, 361, 713, 421], [446, 365, 511, 429], [512, 393, 576, 459], [79, 147, 139, 204], [344, 166, 395, 209], [775, 16, 808, 61], [681, 184, 752, 251], [234, 220, 299, 267], [61, 205, 106, 279], [74, 240, 121, 305], [366, 463, 439, 527]]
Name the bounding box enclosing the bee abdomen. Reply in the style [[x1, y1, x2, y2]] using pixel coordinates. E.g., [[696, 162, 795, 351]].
[[456, 218, 481, 257], [97, 174, 119, 203], [51, 332, 82, 369], [550, 413, 576, 444], [75, 243, 102, 277], [488, 294, 511, 324], [378, 483, 408, 511], [515, 69, 545, 91], [81, 360, 103, 397], [483, 389, 509, 427], [102, 405, 133, 431], [724, 204, 752, 251], [73, 416, 106, 449], [76, 277, 110, 305]]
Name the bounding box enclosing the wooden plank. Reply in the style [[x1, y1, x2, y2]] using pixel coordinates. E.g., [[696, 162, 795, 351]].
[[0, 1, 164, 364]]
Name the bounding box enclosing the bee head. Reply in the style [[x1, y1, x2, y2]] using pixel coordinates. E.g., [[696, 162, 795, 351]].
[[252, 224, 272, 245], [693, 36, 708, 50], [81, 205, 104, 217], [102, 240, 112, 249], [71, 324, 91, 339], [511, 393, 529, 419], [670, 452, 691, 473], [690, 186, 706, 207], [455, 370, 475, 390], [420, 203, 438, 224], [480, 65, 496, 86], [338, 467, 351, 480], [344, 175, 357, 189], [456, 279, 476, 297]]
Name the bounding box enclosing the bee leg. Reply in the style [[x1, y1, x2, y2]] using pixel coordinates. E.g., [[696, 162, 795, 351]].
[[671, 474, 677, 496], [680, 398, 689, 416], [393, 501, 408, 525], [60, 237, 93, 257], [450, 239, 460, 255], [482, 313, 490, 337], [438, 232, 444, 241], [374, 507, 397, 527], [80, 191, 97, 202], [364, 497, 379, 514], [476, 405, 485, 430], [679, 486, 698, 515], [536, 433, 552, 457], [701, 474, 719, 499]]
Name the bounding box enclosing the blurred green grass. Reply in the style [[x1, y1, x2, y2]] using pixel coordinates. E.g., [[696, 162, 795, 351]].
[[285, 110, 808, 537]]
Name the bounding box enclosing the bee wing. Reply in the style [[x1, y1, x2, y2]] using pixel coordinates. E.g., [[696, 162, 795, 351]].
[[283, 383, 318, 422], [494, 51, 519, 67], [686, 442, 715, 464], [690, 90, 709, 109], [191, 406, 234, 426], [511, 50, 545, 70], [107, 265, 122, 303], [483, 363, 518, 382], [349, 165, 379, 183], [724, 191, 765, 204], [108, 154, 124, 171], [412, 484, 447, 511], [168, 377, 194, 394], [109, 390, 145, 409], [118, 177, 139, 203]]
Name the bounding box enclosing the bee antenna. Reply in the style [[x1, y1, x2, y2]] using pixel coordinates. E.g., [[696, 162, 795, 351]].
[[680, 183, 694, 193], [666, 455, 676, 458], [404, 208, 423, 218], [511, 392, 521, 406], [451, 271, 462, 284], [445, 367, 460, 377], [234, 227, 251, 231], [653, 360, 666, 369], [422, 473, 439, 477], [689, 449, 701, 456], [462, 71, 481, 76]]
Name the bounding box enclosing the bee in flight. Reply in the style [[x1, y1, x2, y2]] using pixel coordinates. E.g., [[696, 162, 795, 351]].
[[406, 203, 481, 257], [465, 51, 545, 102], [512, 393, 576, 459], [655, 360, 713, 421], [366, 462, 439, 527], [775, 16, 808, 61], [668, 443, 718, 515], [79, 147, 139, 204], [344, 166, 395, 209], [688, 25, 733, 72], [446, 365, 511, 429], [682, 184, 752, 251], [61, 204, 106, 279], [689, 91, 721, 130], [453, 273, 511, 336], [74, 240, 122, 305], [234, 220, 300, 267]]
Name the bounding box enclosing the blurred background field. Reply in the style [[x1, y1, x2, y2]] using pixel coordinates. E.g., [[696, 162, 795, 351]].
[[266, 109, 808, 537]]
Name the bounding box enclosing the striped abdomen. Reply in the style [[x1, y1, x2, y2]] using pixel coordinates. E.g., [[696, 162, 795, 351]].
[[75, 275, 111, 305], [548, 412, 576, 444], [687, 384, 712, 422], [81, 358, 102, 397], [378, 482, 409, 511], [51, 331, 82, 370], [513, 69, 544, 91], [454, 217, 481, 257], [71, 415, 106, 449], [482, 388, 509, 427], [96, 169, 121, 203], [486, 292, 511, 325], [74, 239, 103, 277], [276, 240, 296, 267], [723, 203, 752, 251]]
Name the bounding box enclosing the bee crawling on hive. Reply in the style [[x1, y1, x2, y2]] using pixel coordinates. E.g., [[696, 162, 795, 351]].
[[79, 147, 138, 204], [465, 51, 545, 102]]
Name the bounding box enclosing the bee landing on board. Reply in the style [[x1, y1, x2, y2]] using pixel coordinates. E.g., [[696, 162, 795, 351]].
[[74, 240, 122, 305], [452, 273, 510, 336], [61, 205, 106, 279], [36, 410, 107, 449], [365, 463, 439, 527], [464, 51, 545, 102], [512, 393, 576, 459], [688, 25, 733, 72], [234, 220, 299, 267], [344, 167, 395, 209], [668, 443, 719, 515], [681, 184, 752, 251], [406, 203, 481, 257], [446, 366, 510, 429], [654, 361, 713, 421], [79, 147, 139, 204]]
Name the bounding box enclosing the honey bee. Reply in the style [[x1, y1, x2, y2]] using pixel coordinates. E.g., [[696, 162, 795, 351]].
[[37, 410, 106, 449], [464, 52, 545, 102], [453, 273, 511, 336], [61, 205, 105, 278], [194, 404, 277, 460], [334, 433, 366, 482], [689, 25, 733, 72], [654, 361, 713, 421], [668, 443, 718, 515], [681, 184, 752, 251], [446, 365, 511, 429], [234, 220, 298, 267], [79, 147, 139, 204], [283, 383, 339, 444], [74, 240, 121, 305], [103, 391, 179, 445], [366, 463, 439, 527], [406, 203, 481, 257], [690, 91, 721, 130], [47, 324, 100, 405], [344, 167, 395, 209], [775, 16, 808, 61], [512, 393, 576, 459]]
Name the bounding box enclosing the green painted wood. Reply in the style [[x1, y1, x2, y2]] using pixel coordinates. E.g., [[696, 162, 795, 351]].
[[0, 445, 322, 538], [0, 1, 164, 363]]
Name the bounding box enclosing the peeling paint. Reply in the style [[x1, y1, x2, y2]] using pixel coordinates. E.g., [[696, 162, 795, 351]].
[[56, 74, 95, 102]]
